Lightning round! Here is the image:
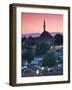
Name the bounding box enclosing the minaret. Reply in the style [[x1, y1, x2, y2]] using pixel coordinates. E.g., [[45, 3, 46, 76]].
[[43, 20, 46, 32]]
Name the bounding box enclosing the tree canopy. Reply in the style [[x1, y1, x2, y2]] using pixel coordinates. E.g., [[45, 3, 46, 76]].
[[22, 49, 34, 63], [54, 34, 63, 45], [42, 52, 56, 67], [35, 43, 50, 56]]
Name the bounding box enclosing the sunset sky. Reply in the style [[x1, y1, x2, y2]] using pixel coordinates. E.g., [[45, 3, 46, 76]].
[[21, 13, 63, 34]]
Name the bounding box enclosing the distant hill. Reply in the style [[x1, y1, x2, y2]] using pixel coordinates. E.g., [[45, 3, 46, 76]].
[[22, 32, 63, 38], [50, 32, 63, 36], [22, 33, 41, 38]]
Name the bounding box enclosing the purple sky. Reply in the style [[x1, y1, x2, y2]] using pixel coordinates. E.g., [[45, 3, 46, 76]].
[[21, 13, 63, 34]]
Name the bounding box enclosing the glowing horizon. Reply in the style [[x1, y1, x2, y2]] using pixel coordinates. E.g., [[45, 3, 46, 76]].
[[21, 13, 63, 34]]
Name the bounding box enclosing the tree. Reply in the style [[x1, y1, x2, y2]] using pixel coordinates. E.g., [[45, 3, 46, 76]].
[[22, 36, 27, 50], [42, 52, 56, 67], [25, 36, 36, 46], [35, 43, 50, 56], [57, 57, 63, 64], [54, 34, 63, 45], [22, 49, 34, 64]]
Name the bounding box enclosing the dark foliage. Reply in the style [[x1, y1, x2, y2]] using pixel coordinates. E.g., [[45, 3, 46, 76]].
[[35, 43, 50, 56], [54, 34, 63, 45], [42, 52, 56, 67], [22, 49, 34, 63]]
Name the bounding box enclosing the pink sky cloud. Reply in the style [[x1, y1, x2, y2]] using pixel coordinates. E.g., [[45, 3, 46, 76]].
[[21, 13, 63, 34]]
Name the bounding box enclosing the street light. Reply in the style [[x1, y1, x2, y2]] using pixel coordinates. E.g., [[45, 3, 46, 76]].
[[36, 70, 39, 75], [41, 67, 44, 70]]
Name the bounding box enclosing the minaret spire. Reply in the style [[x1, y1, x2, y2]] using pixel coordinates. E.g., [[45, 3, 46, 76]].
[[43, 20, 46, 32]]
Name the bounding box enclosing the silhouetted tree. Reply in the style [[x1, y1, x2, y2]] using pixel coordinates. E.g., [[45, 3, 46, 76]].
[[42, 52, 56, 67], [54, 34, 63, 45], [22, 49, 34, 64], [35, 43, 50, 56], [22, 36, 26, 43], [24, 36, 36, 46]]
